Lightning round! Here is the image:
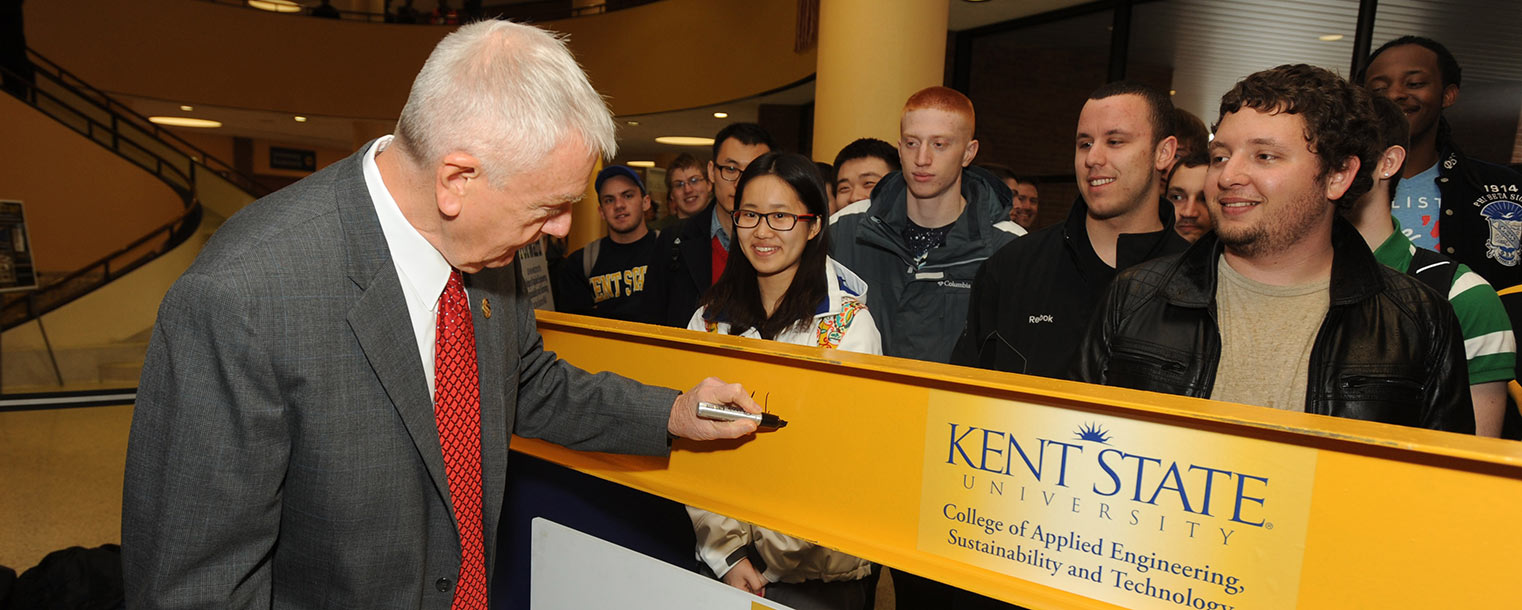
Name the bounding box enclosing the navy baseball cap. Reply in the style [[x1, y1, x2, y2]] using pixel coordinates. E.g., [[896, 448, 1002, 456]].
[[595, 165, 646, 194]]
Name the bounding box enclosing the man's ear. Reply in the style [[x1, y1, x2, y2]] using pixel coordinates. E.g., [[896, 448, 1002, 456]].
[[1380, 145, 1408, 180], [1153, 136, 1179, 171], [1324, 156, 1362, 201], [961, 138, 980, 167], [436, 151, 483, 218], [1441, 83, 1460, 110]]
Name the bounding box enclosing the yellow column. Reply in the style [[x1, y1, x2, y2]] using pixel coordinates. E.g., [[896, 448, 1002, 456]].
[[812, 0, 949, 163], [568, 160, 605, 252]]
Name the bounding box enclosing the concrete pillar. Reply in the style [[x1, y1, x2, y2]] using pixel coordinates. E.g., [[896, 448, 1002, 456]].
[[812, 0, 949, 162]]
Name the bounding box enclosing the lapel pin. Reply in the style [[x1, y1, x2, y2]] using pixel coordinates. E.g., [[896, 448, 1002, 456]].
[[481, 298, 492, 318]]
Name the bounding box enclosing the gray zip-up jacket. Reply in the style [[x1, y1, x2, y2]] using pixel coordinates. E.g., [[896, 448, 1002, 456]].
[[829, 166, 1024, 362]]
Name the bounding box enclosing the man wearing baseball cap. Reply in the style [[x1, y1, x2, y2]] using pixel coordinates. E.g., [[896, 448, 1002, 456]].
[[552, 165, 663, 323]]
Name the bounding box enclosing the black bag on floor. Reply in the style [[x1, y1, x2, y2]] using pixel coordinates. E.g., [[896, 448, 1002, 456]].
[[6, 544, 123, 610], [0, 564, 16, 609]]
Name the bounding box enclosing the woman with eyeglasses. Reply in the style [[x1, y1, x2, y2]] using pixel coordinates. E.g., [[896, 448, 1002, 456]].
[[685, 151, 880, 609]]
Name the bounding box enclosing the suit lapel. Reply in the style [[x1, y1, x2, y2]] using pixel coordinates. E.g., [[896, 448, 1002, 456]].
[[468, 267, 510, 556], [336, 144, 456, 520]]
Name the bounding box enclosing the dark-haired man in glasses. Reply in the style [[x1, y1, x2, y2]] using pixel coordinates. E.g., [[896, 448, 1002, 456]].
[[653, 153, 712, 232], [649, 122, 775, 326]]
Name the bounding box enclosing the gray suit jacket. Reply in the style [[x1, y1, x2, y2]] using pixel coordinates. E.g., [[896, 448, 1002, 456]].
[[122, 144, 677, 609]]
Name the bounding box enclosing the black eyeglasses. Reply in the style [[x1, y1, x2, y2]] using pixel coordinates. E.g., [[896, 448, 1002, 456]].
[[733, 210, 819, 231], [713, 164, 743, 182], [671, 175, 707, 190]]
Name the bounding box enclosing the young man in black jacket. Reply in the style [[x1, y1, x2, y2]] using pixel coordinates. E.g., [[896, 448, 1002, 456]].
[[952, 81, 1189, 379], [1361, 36, 1522, 291], [1076, 64, 1473, 433], [648, 123, 774, 327]]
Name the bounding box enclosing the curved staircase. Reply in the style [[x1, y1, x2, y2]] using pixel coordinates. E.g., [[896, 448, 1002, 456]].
[[1, 50, 267, 396]]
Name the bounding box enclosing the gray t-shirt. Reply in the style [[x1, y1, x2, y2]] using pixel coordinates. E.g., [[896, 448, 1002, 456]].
[[1210, 258, 1331, 411]]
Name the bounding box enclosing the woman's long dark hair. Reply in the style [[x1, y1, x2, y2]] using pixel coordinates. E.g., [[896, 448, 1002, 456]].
[[699, 151, 831, 340]]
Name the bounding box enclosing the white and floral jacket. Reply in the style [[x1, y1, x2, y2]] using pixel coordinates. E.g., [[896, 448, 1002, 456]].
[[686, 257, 882, 354], [684, 257, 879, 583]]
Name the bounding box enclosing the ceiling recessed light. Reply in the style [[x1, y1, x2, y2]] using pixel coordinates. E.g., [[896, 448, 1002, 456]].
[[294, 116, 308, 123], [1169, 89, 1177, 96], [1318, 34, 1344, 42], [627, 161, 656, 168], [179, 105, 194, 111], [626, 120, 640, 126], [655, 136, 715, 146], [149, 116, 223, 128], [713, 112, 729, 119], [248, 0, 302, 13]]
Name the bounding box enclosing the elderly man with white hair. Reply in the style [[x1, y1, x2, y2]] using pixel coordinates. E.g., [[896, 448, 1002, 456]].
[[122, 20, 762, 609]]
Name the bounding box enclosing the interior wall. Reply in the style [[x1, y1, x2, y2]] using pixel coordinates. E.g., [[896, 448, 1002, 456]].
[[1448, 81, 1522, 167], [961, 9, 1180, 232], [0, 94, 184, 273], [24, 0, 817, 121], [249, 140, 357, 179], [170, 130, 238, 166]]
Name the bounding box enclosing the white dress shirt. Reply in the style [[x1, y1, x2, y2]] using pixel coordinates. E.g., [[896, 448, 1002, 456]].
[[362, 135, 453, 398]]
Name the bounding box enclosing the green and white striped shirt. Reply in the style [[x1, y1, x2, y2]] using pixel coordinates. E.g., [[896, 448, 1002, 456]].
[[1375, 220, 1516, 385]]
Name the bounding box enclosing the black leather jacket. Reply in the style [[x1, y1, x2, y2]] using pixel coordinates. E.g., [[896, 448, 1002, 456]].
[[1075, 218, 1475, 433]]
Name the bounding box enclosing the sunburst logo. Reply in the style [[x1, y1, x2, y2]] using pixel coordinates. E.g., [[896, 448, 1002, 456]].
[[1074, 422, 1112, 444]]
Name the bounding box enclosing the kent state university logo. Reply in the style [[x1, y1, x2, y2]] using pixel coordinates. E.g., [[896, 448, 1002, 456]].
[[943, 417, 1274, 546], [1481, 198, 1522, 267], [924, 396, 1315, 609]]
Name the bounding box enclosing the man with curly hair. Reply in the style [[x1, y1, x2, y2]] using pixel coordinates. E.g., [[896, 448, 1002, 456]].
[[1075, 64, 1474, 432]]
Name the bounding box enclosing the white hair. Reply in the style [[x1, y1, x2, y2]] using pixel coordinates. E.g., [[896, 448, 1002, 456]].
[[394, 20, 617, 185]]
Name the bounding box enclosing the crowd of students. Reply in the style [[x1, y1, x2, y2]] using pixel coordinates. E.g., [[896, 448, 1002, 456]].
[[545, 35, 1522, 609]]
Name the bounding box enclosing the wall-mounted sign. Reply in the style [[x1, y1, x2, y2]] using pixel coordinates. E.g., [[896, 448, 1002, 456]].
[[0, 200, 38, 293], [516, 235, 556, 311], [270, 146, 317, 172], [918, 390, 1316, 609]]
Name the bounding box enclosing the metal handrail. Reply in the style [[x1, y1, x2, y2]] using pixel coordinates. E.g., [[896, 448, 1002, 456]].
[[1, 58, 223, 330], [192, 0, 633, 23], [0, 205, 203, 331], [44, 206, 200, 292], [24, 49, 272, 198], [5, 64, 197, 195]]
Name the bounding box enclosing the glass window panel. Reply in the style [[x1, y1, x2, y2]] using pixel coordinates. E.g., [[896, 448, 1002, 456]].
[[963, 9, 1114, 229], [1133, 0, 1361, 129], [1372, 0, 1522, 166]]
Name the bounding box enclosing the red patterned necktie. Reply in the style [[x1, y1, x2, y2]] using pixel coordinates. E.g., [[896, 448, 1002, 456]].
[[434, 270, 486, 609]]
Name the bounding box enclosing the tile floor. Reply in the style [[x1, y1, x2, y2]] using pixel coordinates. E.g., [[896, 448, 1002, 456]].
[[0, 404, 131, 574]]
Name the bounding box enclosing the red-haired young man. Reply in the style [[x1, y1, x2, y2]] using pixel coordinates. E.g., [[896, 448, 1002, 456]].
[[829, 86, 1024, 363]]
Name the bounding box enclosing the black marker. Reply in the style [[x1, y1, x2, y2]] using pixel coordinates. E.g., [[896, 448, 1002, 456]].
[[697, 402, 787, 429]]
